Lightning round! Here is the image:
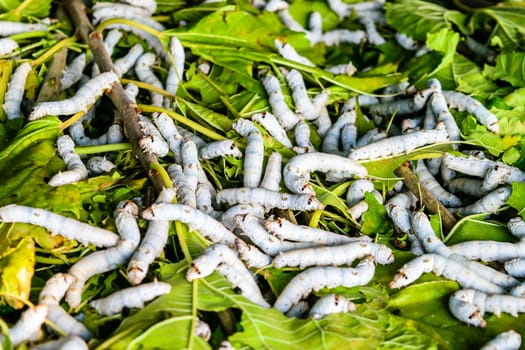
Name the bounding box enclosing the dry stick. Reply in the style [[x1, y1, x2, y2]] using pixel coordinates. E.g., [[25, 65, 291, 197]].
[[394, 162, 457, 233], [62, 0, 167, 193]]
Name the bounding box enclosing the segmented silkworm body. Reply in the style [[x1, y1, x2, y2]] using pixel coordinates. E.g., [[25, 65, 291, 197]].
[[135, 53, 164, 107], [482, 165, 513, 192], [92, 29, 124, 76], [368, 85, 434, 116], [1, 305, 48, 346], [69, 123, 124, 146], [186, 243, 270, 308], [284, 152, 367, 195], [274, 39, 315, 67], [314, 106, 332, 136], [322, 111, 356, 155], [293, 120, 315, 153], [0, 21, 48, 35], [0, 38, 19, 55], [196, 181, 220, 218], [233, 119, 264, 188], [181, 139, 201, 192], [235, 239, 272, 268], [142, 203, 238, 246], [442, 91, 499, 133], [347, 190, 383, 220], [348, 123, 449, 160], [416, 161, 461, 207], [341, 123, 358, 153], [286, 301, 310, 318], [385, 192, 418, 242], [264, 216, 369, 245], [449, 240, 525, 262], [480, 330, 521, 350], [259, 152, 282, 192], [90, 281, 171, 316], [45, 305, 92, 340], [449, 187, 512, 216], [86, 156, 116, 175], [272, 241, 393, 269], [29, 72, 119, 120], [121, 0, 156, 13], [508, 217, 525, 239], [199, 140, 242, 160], [325, 61, 357, 76], [429, 89, 460, 146], [447, 178, 486, 198], [274, 256, 375, 313], [0, 204, 119, 247], [389, 254, 505, 294], [138, 115, 169, 157], [29, 335, 88, 350], [152, 112, 183, 163], [128, 188, 175, 285], [3, 62, 31, 119], [93, 3, 164, 31], [347, 180, 375, 206], [395, 32, 419, 50], [504, 258, 525, 278], [165, 37, 185, 108], [114, 44, 144, 77], [216, 187, 324, 211], [61, 54, 87, 90], [322, 29, 366, 46], [261, 73, 300, 130], [39, 273, 75, 305], [307, 294, 356, 319], [285, 69, 318, 120], [359, 15, 385, 45], [101, 23, 167, 60], [252, 112, 293, 148], [342, 95, 380, 113]]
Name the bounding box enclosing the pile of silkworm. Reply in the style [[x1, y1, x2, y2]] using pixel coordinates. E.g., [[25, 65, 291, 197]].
[[1, 0, 523, 348]]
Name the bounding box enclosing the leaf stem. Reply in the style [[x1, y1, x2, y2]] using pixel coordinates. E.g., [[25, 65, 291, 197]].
[[75, 143, 132, 155], [31, 36, 76, 67]]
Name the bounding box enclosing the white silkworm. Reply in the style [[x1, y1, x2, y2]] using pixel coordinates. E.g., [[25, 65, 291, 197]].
[[102, 23, 167, 61], [425, 157, 441, 176], [429, 89, 460, 146], [480, 330, 521, 350], [0, 21, 48, 35], [29, 72, 119, 120], [3, 62, 31, 120], [482, 165, 513, 192], [220, 204, 265, 232], [359, 15, 385, 45], [120, 0, 156, 14], [261, 73, 300, 130], [234, 214, 312, 256], [306, 11, 323, 44], [347, 179, 375, 206], [232, 119, 264, 188], [272, 241, 393, 269], [90, 281, 171, 316], [181, 138, 201, 192], [252, 111, 293, 148], [284, 152, 368, 195], [449, 239, 525, 262], [274, 256, 375, 313], [196, 181, 220, 218], [322, 111, 356, 155], [401, 118, 422, 134], [342, 95, 380, 113], [293, 120, 315, 153], [193, 319, 212, 341], [449, 187, 511, 216], [259, 152, 282, 192], [216, 187, 324, 212], [1, 305, 48, 346], [186, 243, 270, 308], [341, 123, 357, 153], [142, 203, 238, 246], [385, 192, 418, 235], [285, 69, 318, 120], [274, 39, 315, 67], [264, 216, 369, 246], [86, 156, 116, 175], [138, 115, 170, 157], [135, 53, 164, 107], [447, 177, 486, 198], [286, 301, 309, 318], [325, 61, 357, 76], [152, 112, 183, 163], [504, 258, 525, 278], [114, 44, 144, 77], [45, 305, 92, 340], [395, 32, 419, 50], [69, 123, 124, 146], [510, 283, 525, 298], [465, 37, 496, 63], [265, 0, 307, 33], [30, 335, 88, 350], [199, 140, 242, 160], [327, 0, 350, 19], [0, 204, 119, 247], [165, 37, 185, 104], [416, 161, 461, 207], [314, 105, 332, 137], [356, 128, 388, 148], [61, 54, 87, 90], [128, 188, 175, 285], [368, 85, 435, 116], [508, 217, 525, 239], [0, 38, 18, 55], [307, 294, 356, 319], [348, 123, 449, 160], [449, 289, 525, 327], [322, 29, 366, 46], [38, 273, 74, 306], [442, 90, 499, 133], [347, 190, 383, 220], [389, 254, 505, 294], [235, 238, 272, 268], [92, 29, 124, 76], [93, 3, 164, 31]]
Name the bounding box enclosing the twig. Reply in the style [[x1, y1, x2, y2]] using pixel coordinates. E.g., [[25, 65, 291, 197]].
[[62, 0, 168, 193], [394, 162, 457, 232]]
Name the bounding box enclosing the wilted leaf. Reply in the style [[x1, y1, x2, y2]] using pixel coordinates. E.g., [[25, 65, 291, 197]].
[[0, 237, 34, 308]]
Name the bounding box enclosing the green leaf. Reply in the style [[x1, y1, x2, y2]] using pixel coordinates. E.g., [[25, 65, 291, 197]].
[[507, 182, 525, 218], [361, 191, 391, 235], [472, 3, 525, 50], [452, 55, 499, 98], [177, 97, 233, 132], [425, 28, 460, 77], [444, 213, 515, 245], [484, 52, 525, 87], [0, 0, 52, 20]]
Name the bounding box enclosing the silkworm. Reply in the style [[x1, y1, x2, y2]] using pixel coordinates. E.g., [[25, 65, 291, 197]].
[[259, 152, 282, 192], [264, 216, 370, 246], [235, 238, 272, 268], [220, 204, 265, 231], [121, 0, 156, 14], [199, 140, 242, 160], [314, 105, 332, 137], [347, 180, 375, 206], [465, 37, 496, 63], [30, 335, 88, 350], [442, 90, 499, 133], [322, 29, 366, 46], [1, 305, 48, 346], [429, 89, 460, 146], [186, 243, 270, 308], [284, 152, 368, 195], [395, 32, 419, 50], [347, 190, 383, 220], [0, 21, 48, 35], [261, 73, 300, 130], [274, 39, 314, 67], [138, 115, 170, 156], [341, 123, 358, 153], [322, 110, 356, 155], [448, 238, 525, 262], [252, 111, 293, 148], [293, 120, 315, 153], [164, 37, 185, 108], [114, 44, 144, 77], [307, 294, 356, 319], [342, 95, 380, 113], [196, 181, 220, 218], [92, 29, 125, 76], [348, 123, 449, 160], [152, 112, 183, 163], [90, 281, 171, 316], [142, 203, 238, 246], [286, 301, 309, 318], [306, 11, 323, 44], [69, 123, 124, 146], [29, 72, 119, 120], [385, 192, 418, 235], [326, 0, 350, 19], [285, 69, 318, 120], [356, 128, 388, 147], [135, 53, 164, 107], [216, 187, 324, 212], [0, 204, 119, 247], [45, 305, 92, 340], [265, 0, 307, 34], [86, 156, 116, 175], [480, 330, 521, 350], [504, 258, 525, 278], [449, 187, 511, 216], [416, 161, 462, 207], [3, 62, 31, 120], [128, 188, 175, 285], [181, 138, 201, 192], [0, 38, 19, 55], [510, 283, 525, 298], [508, 217, 525, 239], [60, 54, 87, 90], [368, 84, 435, 116], [272, 241, 394, 269], [359, 15, 385, 45], [389, 254, 505, 294], [441, 153, 495, 178], [325, 61, 357, 76], [102, 23, 167, 61], [273, 256, 375, 313], [93, 3, 165, 31], [232, 119, 264, 188], [482, 165, 513, 192], [234, 214, 312, 256], [38, 273, 74, 305], [447, 177, 486, 198]]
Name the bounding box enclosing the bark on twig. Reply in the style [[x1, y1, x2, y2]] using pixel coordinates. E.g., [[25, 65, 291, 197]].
[[62, 0, 168, 193], [394, 162, 457, 232]]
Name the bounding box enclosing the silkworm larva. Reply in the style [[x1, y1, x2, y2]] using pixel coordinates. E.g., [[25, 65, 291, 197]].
[[86, 156, 116, 175], [341, 123, 357, 153], [93, 3, 164, 31], [45, 304, 92, 340], [322, 110, 356, 155], [274, 39, 314, 67], [164, 37, 185, 108], [359, 15, 385, 45], [285, 69, 318, 120], [264, 216, 370, 246], [347, 179, 375, 206], [216, 187, 324, 212], [342, 95, 380, 113], [69, 123, 124, 146], [138, 115, 170, 157], [347, 190, 383, 220], [448, 239, 525, 262], [220, 204, 265, 231], [29, 72, 119, 120], [30, 335, 89, 350], [429, 90, 460, 146], [92, 29, 124, 76], [508, 217, 525, 239], [135, 52, 164, 107], [128, 188, 175, 285], [293, 120, 315, 153], [0, 38, 19, 55], [193, 318, 211, 341], [442, 153, 495, 178], [322, 29, 366, 46], [265, 0, 307, 33], [90, 281, 171, 316], [325, 61, 357, 76], [261, 73, 300, 130], [284, 152, 368, 195], [314, 105, 332, 137], [510, 283, 525, 298], [389, 254, 505, 294], [3, 62, 31, 120], [307, 294, 356, 319], [442, 90, 499, 133], [252, 111, 293, 148], [504, 258, 525, 278], [114, 44, 144, 77], [480, 330, 521, 350], [121, 0, 156, 14], [355, 128, 387, 148], [273, 256, 375, 313], [0, 21, 48, 35], [385, 192, 418, 234], [1, 305, 48, 346], [259, 152, 282, 192], [196, 181, 221, 218], [368, 84, 435, 116], [447, 177, 486, 198], [60, 54, 87, 90], [233, 119, 264, 188], [482, 165, 513, 192], [306, 11, 323, 44], [152, 112, 183, 163], [102, 23, 167, 61], [181, 138, 201, 192], [327, 0, 350, 19], [465, 37, 496, 63], [449, 187, 511, 216], [395, 32, 419, 50], [235, 238, 272, 268], [38, 273, 75, 305], [286, 301, 309, 318], [0, 204, 119, 247], [416, 161, 462, 207], [142, 203, 238, 246], [272, 241, 394, 269]]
